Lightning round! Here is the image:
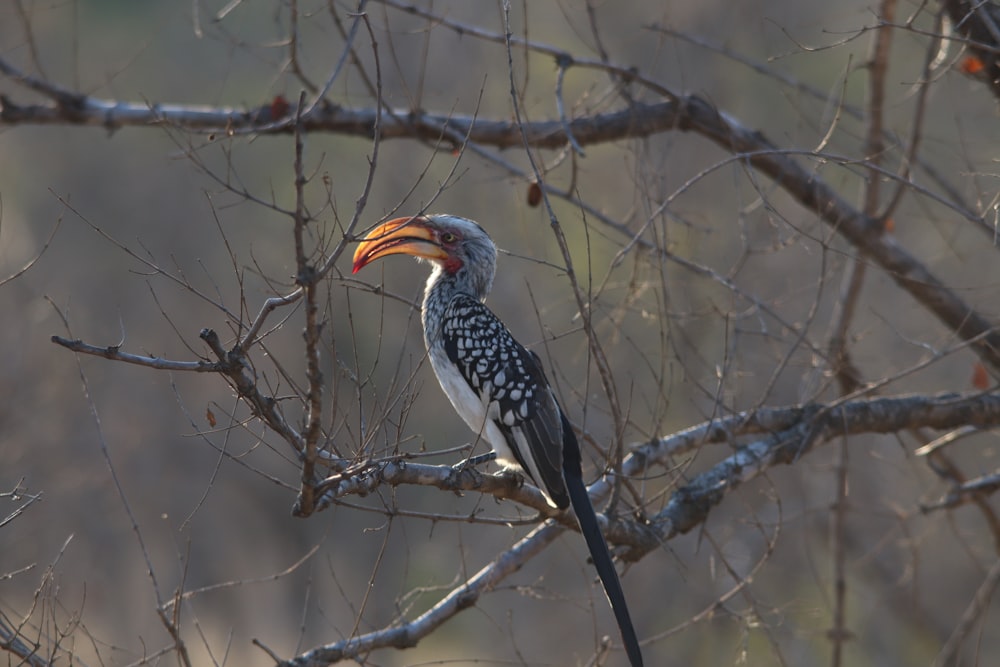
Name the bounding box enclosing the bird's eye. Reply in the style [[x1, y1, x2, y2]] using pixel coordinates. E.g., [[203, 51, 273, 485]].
[[441, 232, 458, 243]]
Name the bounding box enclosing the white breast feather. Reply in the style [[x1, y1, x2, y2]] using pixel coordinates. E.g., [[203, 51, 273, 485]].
[[428, 344, 519, 468]]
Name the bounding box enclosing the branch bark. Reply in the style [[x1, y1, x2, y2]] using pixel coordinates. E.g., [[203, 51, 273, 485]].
[[317, 391, 1000, 554], [627, 391, 1000, 556], [274, 390, 1000, 665], [23, 73, 997, 375]]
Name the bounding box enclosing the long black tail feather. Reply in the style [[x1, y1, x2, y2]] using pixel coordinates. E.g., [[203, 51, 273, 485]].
[[561, 412, 644, 667]]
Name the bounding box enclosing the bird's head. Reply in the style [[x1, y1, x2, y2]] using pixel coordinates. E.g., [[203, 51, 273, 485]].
[[353, 214, 497, 298]]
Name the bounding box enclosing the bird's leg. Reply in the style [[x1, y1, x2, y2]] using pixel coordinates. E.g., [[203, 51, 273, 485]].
[[452, 450, 497, 470]]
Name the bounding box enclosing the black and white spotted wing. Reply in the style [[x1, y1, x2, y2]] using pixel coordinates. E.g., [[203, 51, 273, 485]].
[[441, 294, 569, 508]]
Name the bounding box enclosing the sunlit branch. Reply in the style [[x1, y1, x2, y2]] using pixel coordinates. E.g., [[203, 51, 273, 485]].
[[51, 335, 220, 372], [922, 468, 1000, 511], [307, 391, 1000, 557], [632, 391, 1000, 556]]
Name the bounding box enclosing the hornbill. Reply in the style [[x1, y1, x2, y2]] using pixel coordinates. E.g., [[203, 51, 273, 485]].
[[353, 214, 643, 666]]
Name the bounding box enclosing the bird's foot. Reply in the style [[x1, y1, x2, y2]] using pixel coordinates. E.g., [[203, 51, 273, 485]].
[[491, 468, 526, 491]]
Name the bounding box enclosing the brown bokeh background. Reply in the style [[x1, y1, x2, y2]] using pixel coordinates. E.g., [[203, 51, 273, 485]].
[[2, 2, 999, 665]]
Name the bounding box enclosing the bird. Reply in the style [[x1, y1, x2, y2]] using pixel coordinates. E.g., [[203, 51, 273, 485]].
[[353, 214, 643, 667]]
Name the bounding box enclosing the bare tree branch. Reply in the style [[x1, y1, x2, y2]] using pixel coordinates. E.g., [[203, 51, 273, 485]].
[[51, 335, 220, 371], [634, 391, 1000, 553], [199, 327, 309, 460], [315, 391, 1000, 550], [271, 388, 1000, 664], [17, 58, 995, 379], [922, 468, 1000, 511], [8, 3, 1000, 665], [278, 521, 564, 666], [0, 614, 48, 667], [931, 556, 1000, 667], [672, 95, 1000, 372]]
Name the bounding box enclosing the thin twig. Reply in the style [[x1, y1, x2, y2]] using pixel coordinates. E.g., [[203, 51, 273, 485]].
[[930, 556, 1000, 667], [828, 4, 897, 661], [50, 306, 193, 667], [921, 468, 1000, 511], [51, 336, 220, 371], [279, 522, 565, 666], [501, 2, 628, 515], [302, 0, 369, 115], [0, 196, 62, 288], [554, 56, 585, 156], [199, 328, 306, 455]]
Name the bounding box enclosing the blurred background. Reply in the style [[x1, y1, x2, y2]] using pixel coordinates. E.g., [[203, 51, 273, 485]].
[[2, 1, 999, 665]]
